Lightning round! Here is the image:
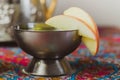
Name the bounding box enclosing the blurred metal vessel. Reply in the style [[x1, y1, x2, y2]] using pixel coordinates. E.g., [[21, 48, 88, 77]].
[[0, 0, 18, 41], [0, 0, 57, 41]]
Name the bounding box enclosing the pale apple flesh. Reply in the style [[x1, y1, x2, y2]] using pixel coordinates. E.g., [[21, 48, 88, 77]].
[[63, 7, 100, 55], [45, 15, 96, 40], [63, 7, 98, 34], [82, 37, 99, 54], [63, 7, 100, 41]]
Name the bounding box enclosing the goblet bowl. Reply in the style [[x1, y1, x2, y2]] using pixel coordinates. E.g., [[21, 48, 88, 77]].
[[13, 23, 81, 77]]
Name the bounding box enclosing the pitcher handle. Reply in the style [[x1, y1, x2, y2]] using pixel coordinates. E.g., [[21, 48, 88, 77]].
[[46, 0, 57, 19], [39, 0, 57, 20]]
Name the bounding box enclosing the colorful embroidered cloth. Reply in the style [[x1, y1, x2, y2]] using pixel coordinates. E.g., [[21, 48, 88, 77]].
[[0, 27, 120, 80]]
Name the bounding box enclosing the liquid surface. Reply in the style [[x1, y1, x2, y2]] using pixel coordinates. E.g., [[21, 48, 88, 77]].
[[19, 23, 56, 31]]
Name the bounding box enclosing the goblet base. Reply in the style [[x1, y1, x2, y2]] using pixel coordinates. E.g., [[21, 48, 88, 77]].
[[22, 57, 73, 77]]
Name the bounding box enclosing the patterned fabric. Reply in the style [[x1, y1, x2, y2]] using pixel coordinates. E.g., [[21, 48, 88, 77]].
[[0, 28, 120, 80]]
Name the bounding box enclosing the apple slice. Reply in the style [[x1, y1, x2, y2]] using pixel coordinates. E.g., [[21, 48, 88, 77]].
[[45, 15, 98, 55], [45, 15, 96, 40], [63, 7, 99, 35], [63, 7, 99, 40], [63, 7, 99, 55], [82, 37, 99, 55]]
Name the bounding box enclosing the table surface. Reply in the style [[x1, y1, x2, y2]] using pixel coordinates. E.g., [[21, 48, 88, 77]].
[[0, 27, 120, 80]]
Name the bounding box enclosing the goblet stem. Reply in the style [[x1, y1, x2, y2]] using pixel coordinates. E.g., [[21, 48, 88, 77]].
[[22, 57, 73, 77]]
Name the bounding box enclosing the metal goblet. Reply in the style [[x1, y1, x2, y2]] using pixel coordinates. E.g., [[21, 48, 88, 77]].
[[13, 23, 81, 77]]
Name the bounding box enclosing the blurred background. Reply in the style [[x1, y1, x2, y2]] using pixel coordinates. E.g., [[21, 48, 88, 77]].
[[0, 0, 120, 42], [0, 1, 120, 79], [50, 0, 120, 28]]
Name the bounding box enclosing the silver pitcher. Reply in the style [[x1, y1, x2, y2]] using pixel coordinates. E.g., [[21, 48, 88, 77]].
[[0, 0, 57, 41], [17, 0, 57, 23]]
